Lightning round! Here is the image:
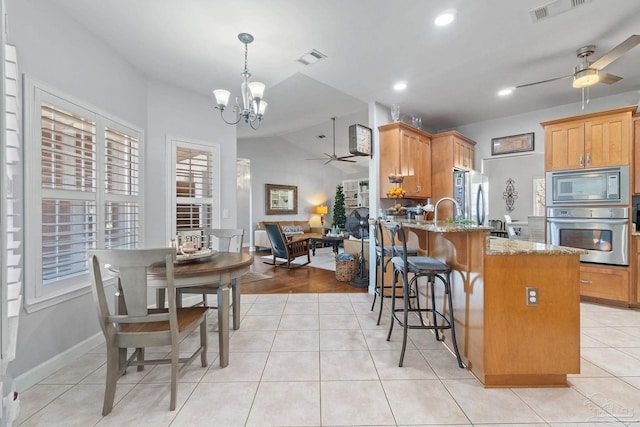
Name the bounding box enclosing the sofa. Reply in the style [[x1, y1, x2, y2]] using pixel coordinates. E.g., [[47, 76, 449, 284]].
[[254, 221, 324, 250]]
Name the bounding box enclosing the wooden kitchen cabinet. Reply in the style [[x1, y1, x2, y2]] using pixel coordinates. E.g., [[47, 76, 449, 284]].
[[453, 135, 475, 170], [633, 115, 640, 194], [579, 264, 629, 305], [378, 122, 432, 199], [542, 105, 634, 171], [430, 131, 477, 218], [633, 236, 640, 306]]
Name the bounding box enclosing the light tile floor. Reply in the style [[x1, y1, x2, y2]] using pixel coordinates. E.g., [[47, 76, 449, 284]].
[[15, 294, 640, 426]]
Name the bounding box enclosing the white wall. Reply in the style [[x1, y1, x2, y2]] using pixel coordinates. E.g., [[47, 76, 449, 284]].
[[238, 135, 366, 243], [7, 0, 240, 383], [145, 80, 238, 247], [7, 0, 149, 379], [455, 91, 640, 222]]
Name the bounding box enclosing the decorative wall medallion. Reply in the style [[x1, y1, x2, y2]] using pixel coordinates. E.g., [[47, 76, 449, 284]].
[[503, 178, 518, 212]]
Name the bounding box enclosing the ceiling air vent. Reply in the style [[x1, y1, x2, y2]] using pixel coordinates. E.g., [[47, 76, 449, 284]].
[[529, 0, 592, 23], [297, 49, 327, 66]]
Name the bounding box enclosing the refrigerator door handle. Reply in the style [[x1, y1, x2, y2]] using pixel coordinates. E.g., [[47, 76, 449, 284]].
[[476, 185, 485, 225]]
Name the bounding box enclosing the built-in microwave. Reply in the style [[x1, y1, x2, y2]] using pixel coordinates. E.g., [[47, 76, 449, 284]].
[[546, 166, 629, 206]]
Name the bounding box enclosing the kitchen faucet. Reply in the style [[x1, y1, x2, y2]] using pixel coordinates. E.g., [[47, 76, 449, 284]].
[[433, 197, 462, 225]]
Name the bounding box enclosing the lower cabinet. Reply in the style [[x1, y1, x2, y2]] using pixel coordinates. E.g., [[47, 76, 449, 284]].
[[579, 264, 629, 304]]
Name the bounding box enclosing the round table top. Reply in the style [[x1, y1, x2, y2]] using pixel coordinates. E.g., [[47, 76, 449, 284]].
[[148, 252, 253, 278]]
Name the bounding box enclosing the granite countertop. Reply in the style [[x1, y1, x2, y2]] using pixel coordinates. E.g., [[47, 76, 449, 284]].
[[486, 236, 587, 256], [401, 220, 493, 233]]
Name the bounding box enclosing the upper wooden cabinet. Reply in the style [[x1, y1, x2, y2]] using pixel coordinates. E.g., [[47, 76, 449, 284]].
[[634, 114, 640, 194], [430, 131, 477, 217], [542, 105, 635, 171], [378, 122, 432, 199], [453, 135, 475, 170]]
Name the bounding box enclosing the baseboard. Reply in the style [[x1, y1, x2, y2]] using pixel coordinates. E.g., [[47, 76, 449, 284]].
[[13, 293, 211, 393], [14, 333, 104, 392]]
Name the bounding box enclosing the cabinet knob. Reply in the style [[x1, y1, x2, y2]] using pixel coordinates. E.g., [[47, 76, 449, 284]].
[[579, 279, 593, 284]]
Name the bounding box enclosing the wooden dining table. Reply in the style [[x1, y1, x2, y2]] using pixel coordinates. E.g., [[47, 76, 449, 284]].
[[146, 252, 253, 368]]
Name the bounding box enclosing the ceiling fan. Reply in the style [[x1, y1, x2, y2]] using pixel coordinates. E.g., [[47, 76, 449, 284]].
[[306, 117, 357, 164], [516, 34, 640, 91]]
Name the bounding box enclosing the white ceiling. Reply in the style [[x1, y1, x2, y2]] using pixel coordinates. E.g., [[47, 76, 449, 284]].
[[50, 0, 640, 168]]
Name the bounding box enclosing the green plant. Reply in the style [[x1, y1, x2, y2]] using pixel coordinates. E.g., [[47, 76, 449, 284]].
[[332, 184, 346, 229]]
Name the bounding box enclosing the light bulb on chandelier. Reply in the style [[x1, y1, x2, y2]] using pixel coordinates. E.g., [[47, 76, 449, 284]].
[[213, 33, 267, 130]]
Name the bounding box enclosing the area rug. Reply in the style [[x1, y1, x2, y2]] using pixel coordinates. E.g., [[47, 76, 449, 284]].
[[240, 271, 272, 283], [260, 246, 338, 271]]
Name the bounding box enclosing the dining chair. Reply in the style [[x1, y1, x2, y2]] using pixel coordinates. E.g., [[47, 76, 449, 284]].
[[263, 222, 311, 268], [88, 248, 208, 415], [504, 214, 529, 240], [175, 228, 244, 330]]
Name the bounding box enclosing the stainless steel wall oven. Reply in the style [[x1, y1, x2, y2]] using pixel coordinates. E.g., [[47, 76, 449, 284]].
[[547, 207, 629, 266]]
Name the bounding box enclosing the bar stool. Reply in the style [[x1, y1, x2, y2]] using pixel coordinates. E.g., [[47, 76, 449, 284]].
[[385, 222, 464, 368], [370, 220, 418, 325]]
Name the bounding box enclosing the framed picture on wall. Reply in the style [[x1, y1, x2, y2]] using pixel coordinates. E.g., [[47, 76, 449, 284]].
[[265, 184, 298, 215], [491, 132, 534, 155]]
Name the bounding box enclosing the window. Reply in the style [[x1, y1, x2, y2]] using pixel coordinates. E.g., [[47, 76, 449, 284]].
[[25, 79, 143, 311], [167, 136, 219, 239]]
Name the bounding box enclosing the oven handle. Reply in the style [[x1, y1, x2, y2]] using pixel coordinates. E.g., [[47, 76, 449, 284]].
[[546, 218, 629, 225]]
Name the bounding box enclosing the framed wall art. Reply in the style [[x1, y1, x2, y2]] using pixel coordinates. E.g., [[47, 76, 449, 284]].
[[265, 184, 298, 215], [491, 132, 534, 156]]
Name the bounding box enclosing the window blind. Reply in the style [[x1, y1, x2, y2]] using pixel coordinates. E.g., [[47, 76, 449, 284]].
[[175, 147, 213, 231], [25, 80, 144, 309]]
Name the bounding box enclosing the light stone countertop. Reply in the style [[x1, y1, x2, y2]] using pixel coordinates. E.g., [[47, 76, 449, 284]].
[[486, 236, 587, 256], [400, 220, 493, 233]]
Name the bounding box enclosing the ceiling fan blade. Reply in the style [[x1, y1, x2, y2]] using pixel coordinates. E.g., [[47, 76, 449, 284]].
[[590, 35, 640, 70], [598, 72, 623, 85], [337, 154, 357, 160], [337, 158, 357, 163], [515, 74, 574, 89]]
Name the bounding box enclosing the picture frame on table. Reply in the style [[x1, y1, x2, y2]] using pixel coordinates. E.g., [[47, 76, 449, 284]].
[[491, 132, 534, 155]]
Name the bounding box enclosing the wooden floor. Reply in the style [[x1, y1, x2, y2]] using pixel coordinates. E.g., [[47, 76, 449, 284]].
[[242, 249, 368, 294]]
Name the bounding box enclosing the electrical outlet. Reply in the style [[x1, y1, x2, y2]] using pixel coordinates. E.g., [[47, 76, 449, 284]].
[[526, 287, 539, 306]]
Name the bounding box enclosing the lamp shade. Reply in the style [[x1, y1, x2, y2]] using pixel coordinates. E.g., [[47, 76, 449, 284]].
[[316, 205, 328, 215], [248, 81, 265, 99], [213, 89, 230, 107]]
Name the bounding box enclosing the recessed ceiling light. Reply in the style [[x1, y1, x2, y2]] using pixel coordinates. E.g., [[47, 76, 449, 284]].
[[435, 9, 456, 26], [498, 87, 514, 96], [393, 81, 407, 91]]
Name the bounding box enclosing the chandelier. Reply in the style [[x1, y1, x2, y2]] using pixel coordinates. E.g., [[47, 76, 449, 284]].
[[213, 33, 267, 129]]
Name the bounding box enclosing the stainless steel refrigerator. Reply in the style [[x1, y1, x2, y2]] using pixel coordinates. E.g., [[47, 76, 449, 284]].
[[453, 170, 489, 226]]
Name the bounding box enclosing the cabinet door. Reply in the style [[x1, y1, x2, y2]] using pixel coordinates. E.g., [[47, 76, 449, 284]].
[[544, 122, 585, 171], [401, 129, 432, 198], [379, 128, 402, 197], [401, 129, 420, 197], [579, 264, 629, 303], [585, 112, 631, 168], [635, 118, 640, 194]]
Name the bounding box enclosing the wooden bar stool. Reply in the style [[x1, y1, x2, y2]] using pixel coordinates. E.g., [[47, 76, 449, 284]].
[[385, 222, 464, 368], [370, 220, 418, 325]]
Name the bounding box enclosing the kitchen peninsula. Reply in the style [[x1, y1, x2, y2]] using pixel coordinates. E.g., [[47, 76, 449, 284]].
[[400, 222, 585, 387]]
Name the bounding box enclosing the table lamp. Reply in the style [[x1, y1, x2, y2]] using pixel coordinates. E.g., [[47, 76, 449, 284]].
[[316, 205, 328, 227]]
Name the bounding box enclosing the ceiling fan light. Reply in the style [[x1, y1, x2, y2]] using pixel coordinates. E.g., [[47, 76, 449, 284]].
[[573, 68, 599, 88]]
